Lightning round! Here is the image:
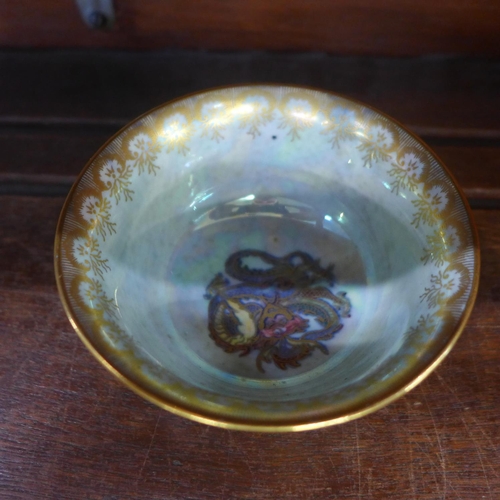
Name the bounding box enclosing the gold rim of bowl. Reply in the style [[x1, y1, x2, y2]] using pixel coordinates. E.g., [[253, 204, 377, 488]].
[[54, 84, 481, 432]]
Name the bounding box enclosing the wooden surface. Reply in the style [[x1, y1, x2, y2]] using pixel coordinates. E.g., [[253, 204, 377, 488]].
[[1, 51, 500, 499], [1, 1, 500, 56]]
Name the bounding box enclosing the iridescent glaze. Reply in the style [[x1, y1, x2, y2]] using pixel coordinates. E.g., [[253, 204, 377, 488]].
[[55, 85, 479, 431]]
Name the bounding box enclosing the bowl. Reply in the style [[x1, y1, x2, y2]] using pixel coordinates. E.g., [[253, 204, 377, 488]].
[[54, 84, 479, 431]]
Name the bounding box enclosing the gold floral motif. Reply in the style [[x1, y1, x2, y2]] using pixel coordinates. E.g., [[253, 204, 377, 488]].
[[321, 105, 360, 147], [411, 185, 449, 228], [420, 263, 468, 310], [155, 109, 193, 155], [387, 149, 426, 194], [127, 132, 159, 174], [102, 319, 128, 345], [99, 158, 134, 202], [421, 225, 460, 266], [79, 278, 120, 321], [77, 193, 116, 240], [236, 97, 274, 137], [278, 94, 319, 141], [72, 236, 110, 279], [357, 122, 396, 168], [199, 99, 233, 142], [407, 314, 437, 337]]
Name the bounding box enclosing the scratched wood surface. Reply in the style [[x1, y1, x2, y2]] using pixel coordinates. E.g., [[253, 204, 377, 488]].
[[1, 52, 499, 499]]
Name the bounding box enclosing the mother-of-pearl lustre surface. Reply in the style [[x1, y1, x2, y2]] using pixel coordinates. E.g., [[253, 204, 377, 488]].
[[57, 85, 477, 426]]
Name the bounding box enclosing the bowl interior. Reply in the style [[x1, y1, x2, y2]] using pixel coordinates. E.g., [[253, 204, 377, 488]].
[[57, 86, 477, 429]]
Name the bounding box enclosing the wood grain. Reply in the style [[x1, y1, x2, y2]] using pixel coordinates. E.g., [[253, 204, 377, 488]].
[[1, 0, 500, 56], [1, 52, 499, 131], [1, 52, 500, 201], [1, 197, 499, 499]]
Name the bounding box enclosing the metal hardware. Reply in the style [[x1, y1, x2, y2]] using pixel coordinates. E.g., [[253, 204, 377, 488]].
[[75, 0, 115, 30]]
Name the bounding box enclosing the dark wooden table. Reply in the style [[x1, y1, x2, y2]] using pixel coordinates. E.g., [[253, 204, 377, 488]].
[[1, 51, 499, 499]]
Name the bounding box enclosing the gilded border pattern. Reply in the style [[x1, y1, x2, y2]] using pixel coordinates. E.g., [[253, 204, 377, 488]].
[[57, 86, 477, 424]]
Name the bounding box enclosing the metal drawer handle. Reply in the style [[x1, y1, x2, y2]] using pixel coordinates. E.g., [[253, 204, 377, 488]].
[[75, 0, 115, 30]]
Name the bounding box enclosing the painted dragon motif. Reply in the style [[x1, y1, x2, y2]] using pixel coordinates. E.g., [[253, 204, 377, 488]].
[[204, 250, 351, 372]]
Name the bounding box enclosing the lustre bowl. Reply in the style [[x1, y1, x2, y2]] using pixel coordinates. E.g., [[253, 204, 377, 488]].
[[54, 85, 479, 431]]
